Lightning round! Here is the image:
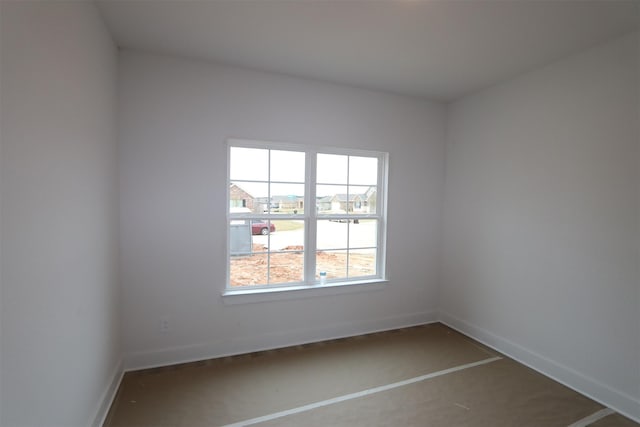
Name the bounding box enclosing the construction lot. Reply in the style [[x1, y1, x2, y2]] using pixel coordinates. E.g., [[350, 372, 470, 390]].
[[230, 220, 377, 286]]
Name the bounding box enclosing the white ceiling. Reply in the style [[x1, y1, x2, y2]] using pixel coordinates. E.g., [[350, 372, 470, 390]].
[[96, 0, 638, 101]]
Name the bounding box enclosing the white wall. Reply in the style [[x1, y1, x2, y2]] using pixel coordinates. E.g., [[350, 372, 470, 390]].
[[441, 33, 639, 419], [118, 51, 445, 368], [0, 2, 120, 426], [637, 27, 640, 412]]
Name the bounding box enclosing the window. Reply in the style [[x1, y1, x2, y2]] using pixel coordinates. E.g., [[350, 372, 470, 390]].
[[227, 139, 387, 291]]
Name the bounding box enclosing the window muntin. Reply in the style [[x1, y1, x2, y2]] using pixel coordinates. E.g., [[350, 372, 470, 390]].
[[227, 140, 386, 289]]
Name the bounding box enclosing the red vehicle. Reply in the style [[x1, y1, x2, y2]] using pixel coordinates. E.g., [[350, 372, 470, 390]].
[[251, 220, 276, 235]]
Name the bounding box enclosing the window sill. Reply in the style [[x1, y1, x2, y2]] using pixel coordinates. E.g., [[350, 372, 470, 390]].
[[221, 279, 388, 305]]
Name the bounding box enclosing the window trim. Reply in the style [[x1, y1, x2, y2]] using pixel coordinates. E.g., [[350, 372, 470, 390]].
[[222, 278, 389, 304], [225, 138, 389, 294]]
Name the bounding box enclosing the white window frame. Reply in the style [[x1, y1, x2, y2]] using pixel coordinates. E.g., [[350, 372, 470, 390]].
[[223, 138, 389, 302]]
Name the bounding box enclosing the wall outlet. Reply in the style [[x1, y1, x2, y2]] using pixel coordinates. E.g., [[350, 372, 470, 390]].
[[160, 318, 169, 333]]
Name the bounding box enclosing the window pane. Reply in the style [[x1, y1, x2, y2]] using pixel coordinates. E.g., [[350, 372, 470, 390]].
[[349, 156, 378, 185], [271, 150, 305, 183], [269, 251, 304, 284], [230, 253, 268, 287], [317, 153, 347, 184], [267, 219, 304, 285], [261, 220, 304, 251], [316, 250, 347, 280], [348, 185, 374, 212], [270, 183, 304, 215], [317, 220, 347, 250], [316, 185, 348, 214], [348, 248, 377, 278], [230, 182, 268, 214], [230, 147, 268, 181], [249, 220, 274, 243], [349, 219, 377, 248]]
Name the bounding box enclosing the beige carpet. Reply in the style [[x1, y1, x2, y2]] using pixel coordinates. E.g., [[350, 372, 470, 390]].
[[104, 323, 638, 427]]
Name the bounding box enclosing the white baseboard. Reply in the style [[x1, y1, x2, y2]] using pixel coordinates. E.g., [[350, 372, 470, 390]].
[[124, 310, 437, 371], [91, 358, 124, 427], [438, 311, 640, 423]]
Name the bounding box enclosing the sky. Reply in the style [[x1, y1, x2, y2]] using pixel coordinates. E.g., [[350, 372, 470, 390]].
[[230, 147, 378, 199]]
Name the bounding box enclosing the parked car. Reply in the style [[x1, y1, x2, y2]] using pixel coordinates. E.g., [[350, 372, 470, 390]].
[[324, 210, 358, 223], [251, 220, 276, 235]]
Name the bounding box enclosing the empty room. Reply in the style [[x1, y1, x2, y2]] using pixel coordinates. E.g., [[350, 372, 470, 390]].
[[1, 1, 639, 426]]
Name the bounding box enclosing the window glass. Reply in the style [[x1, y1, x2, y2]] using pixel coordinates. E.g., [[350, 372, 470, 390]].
[[317, 220, 348, 250], [349, 219, 377, 248], [349, 156, 378, 185], [316, 250, 348, 281], [271, 150, 305, 183], [348, 248, 377, 279], [230, 147, 268, 181], [229, 182, 267, 214], [317, 153, 347, 184], [269, 183, 305, 215], [316, 185, 348, 215]]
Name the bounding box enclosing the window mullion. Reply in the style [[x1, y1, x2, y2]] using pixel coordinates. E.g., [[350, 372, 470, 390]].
[[377, 153, 388, 280], [267, 149, 272, 284], [304, 149, 317, 285], [346, 156, 350, 279]]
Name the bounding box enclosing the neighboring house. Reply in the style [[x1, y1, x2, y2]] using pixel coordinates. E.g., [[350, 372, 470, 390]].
[[254, 196, 270, 213], [271, 195, 304, 212], [317, 188, 376, 213], [229, 183, 255, 210], [333, 194, 364, 213], [230, 186, 304, 213], [317, 195, 334, 212], [364, 186, 377, 213]]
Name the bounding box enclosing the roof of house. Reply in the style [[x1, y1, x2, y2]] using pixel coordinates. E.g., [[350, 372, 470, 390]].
[[230, 183, 254, 198], [271, 195, 303, 203]]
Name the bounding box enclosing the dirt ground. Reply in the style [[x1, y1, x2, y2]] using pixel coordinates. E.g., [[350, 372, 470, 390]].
[[230, 245, 375, 287]]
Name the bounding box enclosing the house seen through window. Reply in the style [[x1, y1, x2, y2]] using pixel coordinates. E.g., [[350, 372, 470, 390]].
[[227, 140, 387, 289]]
